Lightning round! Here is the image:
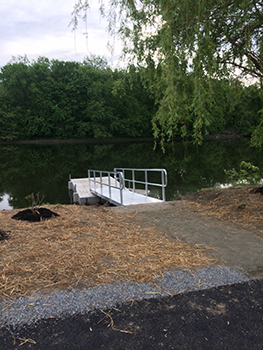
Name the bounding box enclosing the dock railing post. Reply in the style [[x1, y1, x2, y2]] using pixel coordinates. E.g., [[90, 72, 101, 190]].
[[88, 170, 90, 193], [115, 170, 117, 188], [145, 170, 148, 198], [122, 168, 126, 190], [162, 170, 165, 201], [93, 170, 96, 192], [108, 172, 111, 201], [119, 172, 124, 205], [100, 171, 102, 195], [161, 169, 167, 201], [73, 184, 77, 203], [132, 169, 135, 193]]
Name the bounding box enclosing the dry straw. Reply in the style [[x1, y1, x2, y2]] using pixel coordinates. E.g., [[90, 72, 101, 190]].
[[184, 186, 263, 234], [0, 205, 215, 301]]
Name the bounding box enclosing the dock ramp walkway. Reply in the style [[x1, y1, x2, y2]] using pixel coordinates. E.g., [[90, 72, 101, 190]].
[[68, 168, 167, 206]]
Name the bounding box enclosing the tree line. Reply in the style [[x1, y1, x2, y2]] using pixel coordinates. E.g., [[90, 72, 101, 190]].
[[0, 55, 156, 141], [0, 55, 262, 142]]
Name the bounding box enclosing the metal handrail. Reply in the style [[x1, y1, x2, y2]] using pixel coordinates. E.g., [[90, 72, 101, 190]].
[[88, 169, 125, 205], [114, 168, 167, 201]]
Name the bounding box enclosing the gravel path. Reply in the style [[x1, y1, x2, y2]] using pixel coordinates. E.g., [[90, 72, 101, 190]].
[[0, 266, 248, 328]]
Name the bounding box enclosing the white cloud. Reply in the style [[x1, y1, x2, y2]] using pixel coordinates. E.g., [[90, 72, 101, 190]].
[[0, 0, 123, 67]]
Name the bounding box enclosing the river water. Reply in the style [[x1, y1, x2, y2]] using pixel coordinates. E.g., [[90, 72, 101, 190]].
[[0, 138, 262, 210]]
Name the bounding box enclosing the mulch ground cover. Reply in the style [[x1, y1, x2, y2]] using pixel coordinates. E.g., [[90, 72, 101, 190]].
[[0, 229, 9, 241], [1, 185, 263, 349], [182, 185, 263, 234], [0, 204, 215, 302]]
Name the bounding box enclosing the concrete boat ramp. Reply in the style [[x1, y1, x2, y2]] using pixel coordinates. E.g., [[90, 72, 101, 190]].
[[68, 168, 167, 206]]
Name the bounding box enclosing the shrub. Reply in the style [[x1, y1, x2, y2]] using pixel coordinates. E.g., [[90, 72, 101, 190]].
[[224, 161, 261, 186]]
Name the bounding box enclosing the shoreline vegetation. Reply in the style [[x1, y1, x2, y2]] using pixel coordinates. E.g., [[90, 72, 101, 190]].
[[0, 56, 262, 146], [0, 129, 244, 145], [0, 137, 155, 145]]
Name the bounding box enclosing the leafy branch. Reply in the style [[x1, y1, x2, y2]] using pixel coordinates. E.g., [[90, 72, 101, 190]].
[[224, 161, 261, 186]]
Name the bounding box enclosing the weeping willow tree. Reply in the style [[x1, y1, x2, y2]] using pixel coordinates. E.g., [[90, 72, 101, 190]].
[[72, 0, 263, 147]]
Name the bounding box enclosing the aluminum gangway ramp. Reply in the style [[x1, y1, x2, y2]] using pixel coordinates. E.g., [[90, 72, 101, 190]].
[[68, 168, 167, 206]]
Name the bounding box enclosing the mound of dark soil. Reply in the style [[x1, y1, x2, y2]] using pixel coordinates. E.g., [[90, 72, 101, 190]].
[[11, 208, 59, 222]]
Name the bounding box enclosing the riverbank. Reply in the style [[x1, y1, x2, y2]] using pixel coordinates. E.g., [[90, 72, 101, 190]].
[[1, 187, 263, 349], [0, 204, 216, 302], [113, 185, 263, 279], [2, 185, 263, 303], [0, 128, 244, 145], [0, 137, 155, 145]]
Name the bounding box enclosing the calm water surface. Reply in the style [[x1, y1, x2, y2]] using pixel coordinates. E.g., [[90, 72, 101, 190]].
[[1, 138, 262, 210]]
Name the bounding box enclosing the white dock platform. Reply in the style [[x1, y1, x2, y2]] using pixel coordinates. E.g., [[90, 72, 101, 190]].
[[68, 177, 162, 206], [68, 177, 118, 205], [68, 178, 96, 205], [92, 186, 162, 206]]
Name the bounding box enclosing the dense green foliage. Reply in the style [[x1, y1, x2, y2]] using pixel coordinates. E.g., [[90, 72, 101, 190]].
[[0, 55, 262, 142], [224, 161, 261, 186], [0, 56, 155, 141], [73, 0, 263, 147]]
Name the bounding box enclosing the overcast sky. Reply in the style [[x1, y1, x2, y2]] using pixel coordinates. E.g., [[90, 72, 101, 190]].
[[0, 0, 123, 68]]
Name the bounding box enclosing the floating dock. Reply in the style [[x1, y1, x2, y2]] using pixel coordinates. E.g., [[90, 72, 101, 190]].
[[68, 168, 167, 206], [68, 177, 121, 205]]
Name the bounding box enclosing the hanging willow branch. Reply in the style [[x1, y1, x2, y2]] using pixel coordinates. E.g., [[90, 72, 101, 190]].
[[71, 0, 263, 146]]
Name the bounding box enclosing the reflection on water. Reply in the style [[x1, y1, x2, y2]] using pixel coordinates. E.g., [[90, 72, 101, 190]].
[[0, 194, 12, 210], [0, 138, 263, 210]]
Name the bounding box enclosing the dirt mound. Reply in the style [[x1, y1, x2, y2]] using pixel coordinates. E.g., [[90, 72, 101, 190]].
[[182, 185, 263, 234], [11, 208, 59, 222]]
